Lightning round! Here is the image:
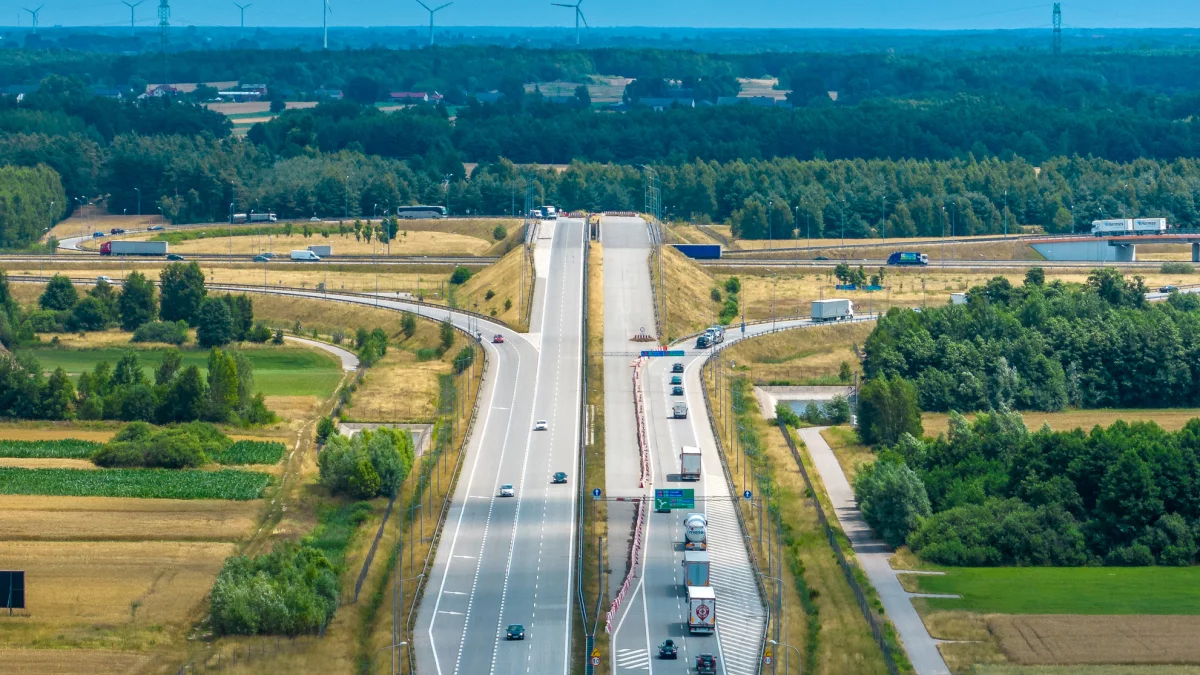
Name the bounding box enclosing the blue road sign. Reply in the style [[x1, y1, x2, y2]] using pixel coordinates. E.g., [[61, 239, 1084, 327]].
[[640, 350, 686, 357], [592, 488, 602, 499], [743, 490, 753, 500], [654, 488, 696, 510]]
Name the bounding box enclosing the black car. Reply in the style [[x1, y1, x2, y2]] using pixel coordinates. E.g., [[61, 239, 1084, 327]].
[[552, 471, 568, 484], [166, 254, 185, 261], [814, 255, 829, 261], [506, 624, 525, 640], [671, 362, 684, 373], [110, 228, 126, 234], [1160, 285, 1179, 293], [670, 376, 682, 385], [658, 639, 677, 659], [672, 386, 684, 396]]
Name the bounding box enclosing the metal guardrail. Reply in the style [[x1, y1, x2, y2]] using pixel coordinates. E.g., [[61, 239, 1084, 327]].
[[576, 238, 595, 675], [776, 421, 903, 675]]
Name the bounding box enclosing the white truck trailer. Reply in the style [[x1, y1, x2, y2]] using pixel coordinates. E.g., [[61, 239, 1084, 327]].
[[812, 298, 854, 322], [307, 245, 332, 257], [680, 446, 702, 481], [682, 551, 711, 587], [290, 249, 321, 261], [687, 586, 716, 635]]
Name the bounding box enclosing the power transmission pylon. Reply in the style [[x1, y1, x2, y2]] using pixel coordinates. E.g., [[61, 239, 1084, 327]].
[[1052, 3, 1062, 56], [158, 0, 171, 84]]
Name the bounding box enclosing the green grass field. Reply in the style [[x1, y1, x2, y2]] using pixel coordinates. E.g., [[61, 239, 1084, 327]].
[[909, 567, 1200, 615], [25, 346, 342, 398], [0, 466, 270, 500]]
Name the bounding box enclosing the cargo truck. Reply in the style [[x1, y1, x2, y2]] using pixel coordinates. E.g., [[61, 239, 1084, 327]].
[[684, 513, 707, 551], [705, 325, 725, 344], [680, 446, 702, 481], [686, 586, 716, 635], [307, 245, 332, 257], [250, 212, 277, 223], [673, 402, 688, 419], [100, 241, 168, 256], [887, 251, 928, 266], [682, 551, 710, 587], [290, 249, 321, 261], [812, 299, 854, 323]]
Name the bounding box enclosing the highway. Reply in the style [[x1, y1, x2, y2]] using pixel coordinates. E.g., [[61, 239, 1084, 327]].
[[605, 215, 768, 675], [699, 257, 1173, 270], [416, 217, 586, 675]]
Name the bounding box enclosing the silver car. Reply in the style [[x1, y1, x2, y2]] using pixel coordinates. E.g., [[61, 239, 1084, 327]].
[[499, 484, 515, 497]]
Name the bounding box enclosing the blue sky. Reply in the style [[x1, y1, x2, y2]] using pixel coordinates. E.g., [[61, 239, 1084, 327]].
[[10, 0, 1198, 29]]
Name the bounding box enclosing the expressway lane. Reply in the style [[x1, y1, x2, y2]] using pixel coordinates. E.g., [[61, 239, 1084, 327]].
[[417, 217, 586, 675]]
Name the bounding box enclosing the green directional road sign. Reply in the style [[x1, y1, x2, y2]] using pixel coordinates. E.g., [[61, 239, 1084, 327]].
[[654, 489, 695, 511]]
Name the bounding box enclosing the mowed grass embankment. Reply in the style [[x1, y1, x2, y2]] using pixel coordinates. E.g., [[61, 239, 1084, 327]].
[[922, 408, 1200, 436], [25, 344, 342, 399], [457, 243, 530, 329], [720, 320, 872, 384], [906, 567, 1200, 615], [658, 243, 718, 341]]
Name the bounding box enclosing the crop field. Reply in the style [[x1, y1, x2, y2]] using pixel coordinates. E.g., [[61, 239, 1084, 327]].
[[906, 566, 1200, 615], [24, 345, 342, 399], [0, 439, 102, 459], [210, 440, 287, 465], [0, 648, 152, 674], [0, 495, 261, 541], [0, 467, 271, 500], [989, 615, 1200, 666], [977, 666, 1200, 674], [922, 408, 1200, 436], [0, 540, 234, 627]]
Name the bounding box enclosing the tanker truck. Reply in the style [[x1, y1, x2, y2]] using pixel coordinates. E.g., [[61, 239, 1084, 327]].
[[684, 513, 707, 551]]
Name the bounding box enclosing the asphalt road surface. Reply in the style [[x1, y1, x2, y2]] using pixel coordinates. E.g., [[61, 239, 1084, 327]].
[[417, 218, 586, 675]]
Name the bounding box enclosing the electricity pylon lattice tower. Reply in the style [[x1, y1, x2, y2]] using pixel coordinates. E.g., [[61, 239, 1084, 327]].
[[1052, 3, 1062, 56]]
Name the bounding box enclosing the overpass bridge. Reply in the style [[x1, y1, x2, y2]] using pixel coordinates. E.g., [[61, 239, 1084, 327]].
[[1030, 233, 1200, 262]]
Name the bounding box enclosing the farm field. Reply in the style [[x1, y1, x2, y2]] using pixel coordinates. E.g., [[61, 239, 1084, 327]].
[[24, 344, 342, 399], [921, 408, 1200, 436], [0, 648, 151, 674], [977, 666, 1200, 674], [154, 229, 494, 257], [0, 495, 262, 541], [905, 566, 1200, 615], [0, 467, 271, 500]]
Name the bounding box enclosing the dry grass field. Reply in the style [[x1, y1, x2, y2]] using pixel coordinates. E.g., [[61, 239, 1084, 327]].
[[976, 666, 1200, 675], [716, 267, 1197, 323], [204, 101, 318, 115], [0, 648, 152, 675], [340, 318, 470, 422], [921, 409, 1200, 437], [0, 495, 262, 541], [820, 426, 877, 484], [990, 615, 1200, 666], [0, 458, 97, 470], [161, 229, 493, 257], [0, 423, 118, 442], [721, 320, 872, 384]]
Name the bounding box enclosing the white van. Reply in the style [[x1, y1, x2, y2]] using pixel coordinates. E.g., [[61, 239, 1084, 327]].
[[290, 250, 321, 261]]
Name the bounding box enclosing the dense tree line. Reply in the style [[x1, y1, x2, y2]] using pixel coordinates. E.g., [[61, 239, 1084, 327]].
[[863, 269, 1200, 412], [0, 164, 66, 249], [317, 426, 415, 499], [855, 411, 1200, 567]]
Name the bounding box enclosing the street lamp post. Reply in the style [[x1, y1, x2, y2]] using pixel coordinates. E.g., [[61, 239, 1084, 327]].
[[372, 640, 408, 675], [134, 187, 141, 218], [1003, 190, 1008, 238], [443, 174, 454, 216], [768, 639, 803, 674]]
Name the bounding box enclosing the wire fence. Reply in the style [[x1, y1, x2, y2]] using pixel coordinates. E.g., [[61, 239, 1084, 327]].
[[174, 635, 324, 675]]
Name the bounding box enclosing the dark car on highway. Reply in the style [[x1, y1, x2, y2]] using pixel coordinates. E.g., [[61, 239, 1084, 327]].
[[672, 386, 684, 396], [670, 375, 682, 385], [1160, 285, 1179, 293], [552, 471, 568, 484], [167, 254, 185, 261], [672, 362, 684, 373], [110, 228, 126, 234], [658, 639, 677, 659], [253, 254, 270, 262], [506, 624, 525, 640], [696, 653, 717, 674]]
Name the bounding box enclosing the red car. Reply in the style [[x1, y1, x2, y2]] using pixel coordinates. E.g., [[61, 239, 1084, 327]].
[[696, 654, 717, 674], [493, 334, 505, 344]]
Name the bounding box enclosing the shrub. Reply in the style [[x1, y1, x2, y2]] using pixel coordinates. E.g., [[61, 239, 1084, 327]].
[[453, 345, 475, 373], [774, 402, 802, 428], [492, 225, 507, 241], [484, 289, 495, 300], [504, 298, 512, 311], [247, 321, 272, 343], [272, 328, 284, 344], [209, 542, 338, 636], [1160, 262, 1195, 274], [318, 427, 414, 498], [132, 320, 189, 345], [449, 266, 472, 285], [316, 416, 336, 443]]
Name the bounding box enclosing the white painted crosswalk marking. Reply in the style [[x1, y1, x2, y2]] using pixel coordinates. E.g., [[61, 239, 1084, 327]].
[[616, 648, 650, 671]]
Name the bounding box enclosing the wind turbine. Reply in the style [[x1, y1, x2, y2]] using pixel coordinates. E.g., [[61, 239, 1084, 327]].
[[415, 0, 451, 47], [233, 1, 250, 30], [322, 0, 331, 49], [551, 0, 586, 46], [122, 1, 142, 37], [23, 4, 43, 34]]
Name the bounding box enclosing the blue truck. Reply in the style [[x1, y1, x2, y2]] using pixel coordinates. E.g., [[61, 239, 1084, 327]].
[[887, 251, 928, 266]]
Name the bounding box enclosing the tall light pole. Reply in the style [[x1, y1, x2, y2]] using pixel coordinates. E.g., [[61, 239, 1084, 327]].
[[134, 187, 141, 218], [1003, 190, 1008, 238], [443, 174, 453, 216], [768, 639, 802, 675]]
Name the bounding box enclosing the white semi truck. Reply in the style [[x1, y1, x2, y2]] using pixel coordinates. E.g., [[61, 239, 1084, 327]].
[[812, 298, 854, 322], [687, 586, 716, 635], [680, 446, 702, 481], [682, 550, 711, 587]]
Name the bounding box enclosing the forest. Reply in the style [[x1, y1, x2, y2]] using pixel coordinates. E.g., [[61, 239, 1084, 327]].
[[0, 163, 65, 249], [862, 269, 1200, 413], [854, 411, 1200, 567]]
